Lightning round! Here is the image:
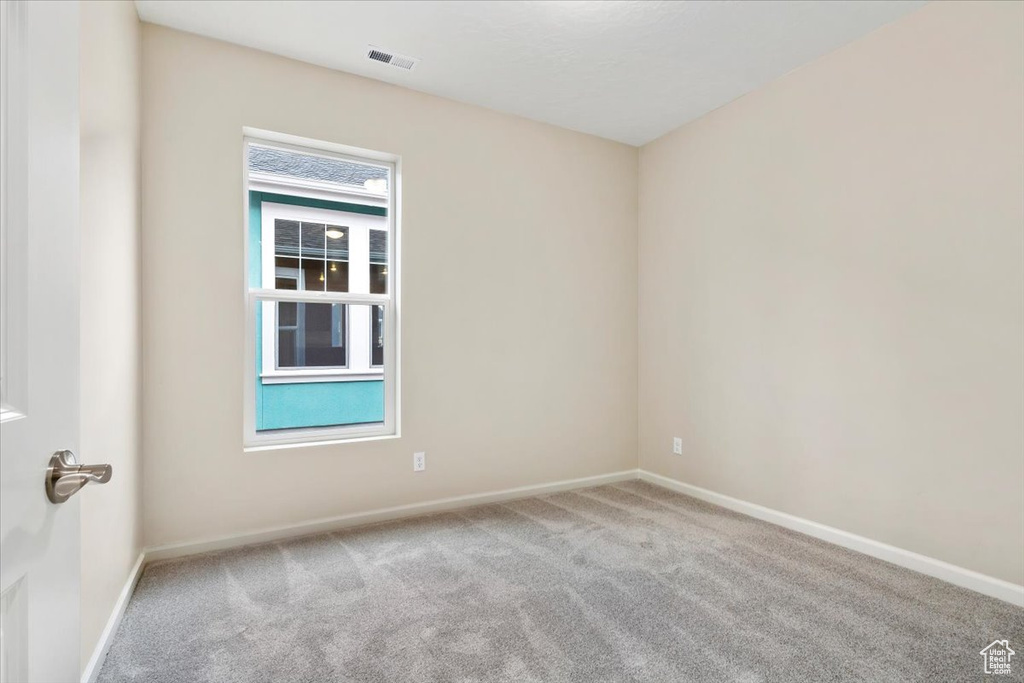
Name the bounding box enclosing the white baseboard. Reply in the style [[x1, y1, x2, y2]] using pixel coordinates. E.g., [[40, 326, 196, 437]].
[[145, 469, 639, 563], [81, 551, 146, 683], [638, 469, 1024, 607]]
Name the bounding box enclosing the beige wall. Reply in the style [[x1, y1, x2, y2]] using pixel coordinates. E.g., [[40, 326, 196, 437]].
[[80, 0, 142, 673], [140, 25, 638, 548], [639, 1, 1024, 584]]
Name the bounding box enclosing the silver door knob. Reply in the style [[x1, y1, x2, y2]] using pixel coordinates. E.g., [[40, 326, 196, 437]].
[[45, 450, 112, 504]]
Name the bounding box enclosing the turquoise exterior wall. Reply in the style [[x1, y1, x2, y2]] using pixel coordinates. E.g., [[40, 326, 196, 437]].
[[259, 380, 385, 430], [250, 191, 386, 431]]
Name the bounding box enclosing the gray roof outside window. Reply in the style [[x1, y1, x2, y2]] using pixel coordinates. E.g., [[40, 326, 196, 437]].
[[250, 145, 388, 189]]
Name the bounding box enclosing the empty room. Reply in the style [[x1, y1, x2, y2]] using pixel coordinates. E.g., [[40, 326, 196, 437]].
[[0, 0, 1022, 681]]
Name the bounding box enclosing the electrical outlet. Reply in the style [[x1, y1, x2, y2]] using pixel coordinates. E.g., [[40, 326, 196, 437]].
[[413, 452, 426, 472], [672, 437, 683, 455]]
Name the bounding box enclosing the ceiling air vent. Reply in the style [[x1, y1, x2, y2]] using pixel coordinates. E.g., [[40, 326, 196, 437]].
[[366, 46, 419, 71]]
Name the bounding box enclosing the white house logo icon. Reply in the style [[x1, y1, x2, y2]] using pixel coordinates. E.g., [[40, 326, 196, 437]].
[[980, 640, 1014, 675]]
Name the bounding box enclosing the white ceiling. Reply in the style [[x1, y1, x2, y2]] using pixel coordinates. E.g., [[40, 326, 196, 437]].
[[134, 0, 926, 146]]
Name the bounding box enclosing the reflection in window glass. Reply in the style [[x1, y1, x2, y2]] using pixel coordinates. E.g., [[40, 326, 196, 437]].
[[275, 219, 300, 257], [274, 257, 299, 290], [274, 219, 349, 292], [371, 305, 384, 367], [370, 229, 388, 294], [276, 302, 347, 369], [301, 222, 326, 260], [326, 261, 348, 293], [326, 225, 348, 259]]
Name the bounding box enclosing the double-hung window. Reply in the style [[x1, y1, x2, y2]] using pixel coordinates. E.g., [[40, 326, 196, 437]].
[[244, 135, 398, 447]]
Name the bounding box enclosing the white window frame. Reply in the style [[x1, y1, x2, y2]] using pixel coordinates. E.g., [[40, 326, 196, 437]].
[[243, 130, 400, 450], [259, 202, 386, 383]]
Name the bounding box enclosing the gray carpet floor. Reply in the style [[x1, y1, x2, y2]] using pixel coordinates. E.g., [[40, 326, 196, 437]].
[[97, 480, 1024, 682]]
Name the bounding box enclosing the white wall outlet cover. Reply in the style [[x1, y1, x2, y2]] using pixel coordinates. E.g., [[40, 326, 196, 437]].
[[413, 452, 426, 471], [672, 438, 683, 455]]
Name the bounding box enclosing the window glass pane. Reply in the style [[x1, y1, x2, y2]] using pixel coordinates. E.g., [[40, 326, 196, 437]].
[[274, 257, 299, 290], [275, 302, 346, 369], [369, 229, 388, 294], [371, 305, 384, 367], [300, 222, 326, 260], [369, 229, 387, 263], [325, 224, 348, 260], [326, 261, 348, 292], [369, 265, 386, 295], [277, 329, 296, 367], [278, 301, 297, 327], [274, 219, 300, 258], [300, 259, 325, 292]]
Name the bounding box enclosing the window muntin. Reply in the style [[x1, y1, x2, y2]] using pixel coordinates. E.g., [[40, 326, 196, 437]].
[[245, 137, 398, 447]]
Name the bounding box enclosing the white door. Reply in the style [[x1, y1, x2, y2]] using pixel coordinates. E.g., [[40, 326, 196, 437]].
[[1, 2, 84, 682]]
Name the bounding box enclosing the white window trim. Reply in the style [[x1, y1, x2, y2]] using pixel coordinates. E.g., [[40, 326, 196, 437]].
[[259, 202, 386, 382], [249, 174, 387, 208], [243, 130, 401, 449]]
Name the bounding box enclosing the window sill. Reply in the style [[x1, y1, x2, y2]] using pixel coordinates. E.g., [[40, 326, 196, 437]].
[[244, 430, 400, 452], [260, 370, 384, 384]]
